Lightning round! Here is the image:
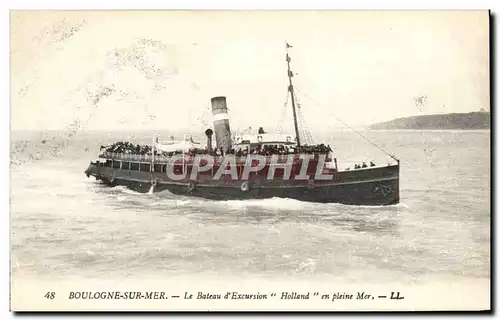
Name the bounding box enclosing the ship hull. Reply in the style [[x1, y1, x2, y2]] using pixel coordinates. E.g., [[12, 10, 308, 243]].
[[85, 164, 399, 206]]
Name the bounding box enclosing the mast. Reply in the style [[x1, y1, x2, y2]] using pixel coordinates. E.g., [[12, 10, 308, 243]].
[[286, 42, 301, 147]]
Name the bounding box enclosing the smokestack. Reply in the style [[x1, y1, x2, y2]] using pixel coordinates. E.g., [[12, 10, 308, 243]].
[[210, 96, 232, 153], [205, 128, 213, 152]]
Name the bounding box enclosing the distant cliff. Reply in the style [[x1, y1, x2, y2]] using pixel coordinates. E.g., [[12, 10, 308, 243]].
[[370, 111, 490, 130]]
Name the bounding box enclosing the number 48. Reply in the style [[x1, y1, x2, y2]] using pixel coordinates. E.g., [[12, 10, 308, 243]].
[[44, 292, 55, 299]]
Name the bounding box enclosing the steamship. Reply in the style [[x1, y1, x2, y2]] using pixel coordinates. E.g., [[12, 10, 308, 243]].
[[84, 44, 400, 205]]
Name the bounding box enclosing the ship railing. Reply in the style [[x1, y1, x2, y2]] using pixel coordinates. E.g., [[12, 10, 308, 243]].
[[99, 152, 331, 164]]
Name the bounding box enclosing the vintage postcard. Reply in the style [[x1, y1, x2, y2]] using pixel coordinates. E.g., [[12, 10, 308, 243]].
[[10, 10, 490, 311]]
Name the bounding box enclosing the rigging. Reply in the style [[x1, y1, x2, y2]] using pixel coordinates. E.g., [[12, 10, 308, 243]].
[[294, 86, 399, 163]]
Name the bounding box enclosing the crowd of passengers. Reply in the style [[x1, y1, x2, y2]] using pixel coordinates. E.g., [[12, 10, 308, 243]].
[[101, 141, 333, 157], [101, 142, 380, 169], [204, 143, 333, 157], [346, 161, 376, 170], [101, 142, 154, 155]]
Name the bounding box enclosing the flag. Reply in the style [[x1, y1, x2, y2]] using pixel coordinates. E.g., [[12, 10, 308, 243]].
[[286, 42, 293, 48]]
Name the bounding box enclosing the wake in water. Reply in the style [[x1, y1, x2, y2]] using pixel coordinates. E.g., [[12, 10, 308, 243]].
[[98, 183, 410, 212], [101, 185, 143, 196], [125, 185, 410, 209], [95, 186, 405, 235]]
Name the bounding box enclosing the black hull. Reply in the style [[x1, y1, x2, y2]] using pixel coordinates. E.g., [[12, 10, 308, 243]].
[[85, 165, 399, 206]]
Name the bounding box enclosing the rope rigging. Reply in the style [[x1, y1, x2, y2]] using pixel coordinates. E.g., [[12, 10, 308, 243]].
[[293, 93, 315, 145], [294, 86, 399, 163], [277, 88, 290, 134], [277, 90, 314, 144]]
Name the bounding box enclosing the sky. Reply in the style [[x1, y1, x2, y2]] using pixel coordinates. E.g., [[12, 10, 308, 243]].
[[10, 10, 489, 133]]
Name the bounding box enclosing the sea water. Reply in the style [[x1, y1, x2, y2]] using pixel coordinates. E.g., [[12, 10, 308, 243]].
[[10, 130, 490, 286]]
